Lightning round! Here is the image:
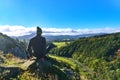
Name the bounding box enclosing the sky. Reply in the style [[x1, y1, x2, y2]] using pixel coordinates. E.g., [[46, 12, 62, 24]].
[[0, 0, 120, 36]]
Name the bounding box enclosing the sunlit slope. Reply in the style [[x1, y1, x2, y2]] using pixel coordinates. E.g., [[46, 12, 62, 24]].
[[51, 32, 120, 59], [50, 32, 120, 80]]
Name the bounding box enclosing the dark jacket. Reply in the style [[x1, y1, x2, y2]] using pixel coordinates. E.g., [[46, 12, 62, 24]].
[[27, 35, 46, 58]]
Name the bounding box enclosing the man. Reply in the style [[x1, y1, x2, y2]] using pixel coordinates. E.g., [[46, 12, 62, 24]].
[[27, 26, 46, 60]]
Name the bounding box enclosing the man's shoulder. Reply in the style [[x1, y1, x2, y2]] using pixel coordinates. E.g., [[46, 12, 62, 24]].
[[30, 35, 45, 41], [30, 36, 36, 41], [41, 36, 45, 39]]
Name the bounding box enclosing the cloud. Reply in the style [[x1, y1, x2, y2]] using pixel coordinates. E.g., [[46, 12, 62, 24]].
[[0, 25, 120, 36], [0, 25, 36, 36]]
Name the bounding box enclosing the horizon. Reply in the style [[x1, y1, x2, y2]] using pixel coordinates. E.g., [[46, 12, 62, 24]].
[[0, 25, 120, 37], [0, 0, 120, 36]]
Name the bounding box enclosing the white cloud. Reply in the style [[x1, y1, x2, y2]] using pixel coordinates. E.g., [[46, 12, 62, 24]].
[[0, 25, 120, 36], [0, 25, 36, 36]]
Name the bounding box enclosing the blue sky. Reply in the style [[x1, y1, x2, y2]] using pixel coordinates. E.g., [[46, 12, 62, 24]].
[[0, 0, 120, 36]]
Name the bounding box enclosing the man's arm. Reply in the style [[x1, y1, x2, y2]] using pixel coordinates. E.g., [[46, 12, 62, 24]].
[[27, 40, 33, 58], [42, 37, 46, 57]]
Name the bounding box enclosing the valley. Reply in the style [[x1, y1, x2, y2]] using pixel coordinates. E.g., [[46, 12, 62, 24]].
[[0, 32, 120, 80]]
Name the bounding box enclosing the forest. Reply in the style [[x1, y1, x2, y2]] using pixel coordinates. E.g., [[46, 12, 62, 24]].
[[50, 32, 120, 79]]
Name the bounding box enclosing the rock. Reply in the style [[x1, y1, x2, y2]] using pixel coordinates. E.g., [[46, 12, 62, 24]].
[[0, 58, 4, 64], [0, 66, 23, 80], [0, 33, 27, 59]]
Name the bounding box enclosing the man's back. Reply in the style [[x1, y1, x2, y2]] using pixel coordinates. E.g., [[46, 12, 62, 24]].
[[28, 35, 46, 58]]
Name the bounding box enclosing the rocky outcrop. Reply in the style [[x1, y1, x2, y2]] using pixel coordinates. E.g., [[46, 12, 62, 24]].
[[0, 33, 27, 59], [0, 66, 23, 80], [0, 57, 4, 64]]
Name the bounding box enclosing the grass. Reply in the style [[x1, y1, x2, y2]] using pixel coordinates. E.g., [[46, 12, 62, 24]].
[[53, 42, 70, 48], [48, 55, 76, 70], [0, 52, 81, 80], [0, 52, 25, 67], [0, 35, 4, 39], [48, 55, 96, 79], [18, 71, 38, 80]]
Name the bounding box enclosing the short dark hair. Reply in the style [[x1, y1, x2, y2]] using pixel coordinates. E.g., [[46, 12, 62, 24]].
[[36, 26, 42, 35]]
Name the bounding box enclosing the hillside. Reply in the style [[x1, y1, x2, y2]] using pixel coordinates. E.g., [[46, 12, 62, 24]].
[[0, 32, 80, 80], [0, 33, 27, 59], [51, 32, 120, 58], [50, 32, 120, 79], [0, 51, 81, 80], [1, 32, 120, 80]]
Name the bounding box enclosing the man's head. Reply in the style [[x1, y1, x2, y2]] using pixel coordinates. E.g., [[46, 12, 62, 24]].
[[36, 26, 42, 35]]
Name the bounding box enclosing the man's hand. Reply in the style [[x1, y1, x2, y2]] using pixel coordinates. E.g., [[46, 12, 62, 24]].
[[29, 56, 33, 61]]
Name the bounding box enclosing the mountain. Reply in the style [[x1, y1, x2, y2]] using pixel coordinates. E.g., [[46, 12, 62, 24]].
[[13, 32, 106, 41], [1, 32, 120, 80], [51, 32, 120, 58], [50, 32, 120, 79], [0, 33, 27, 59]]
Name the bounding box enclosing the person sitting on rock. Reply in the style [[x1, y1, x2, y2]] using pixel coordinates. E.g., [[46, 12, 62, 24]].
[[27, 26, 46, 61]]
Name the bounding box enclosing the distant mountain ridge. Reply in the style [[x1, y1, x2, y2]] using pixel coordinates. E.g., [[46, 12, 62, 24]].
[[13, 32, 106, 41]]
